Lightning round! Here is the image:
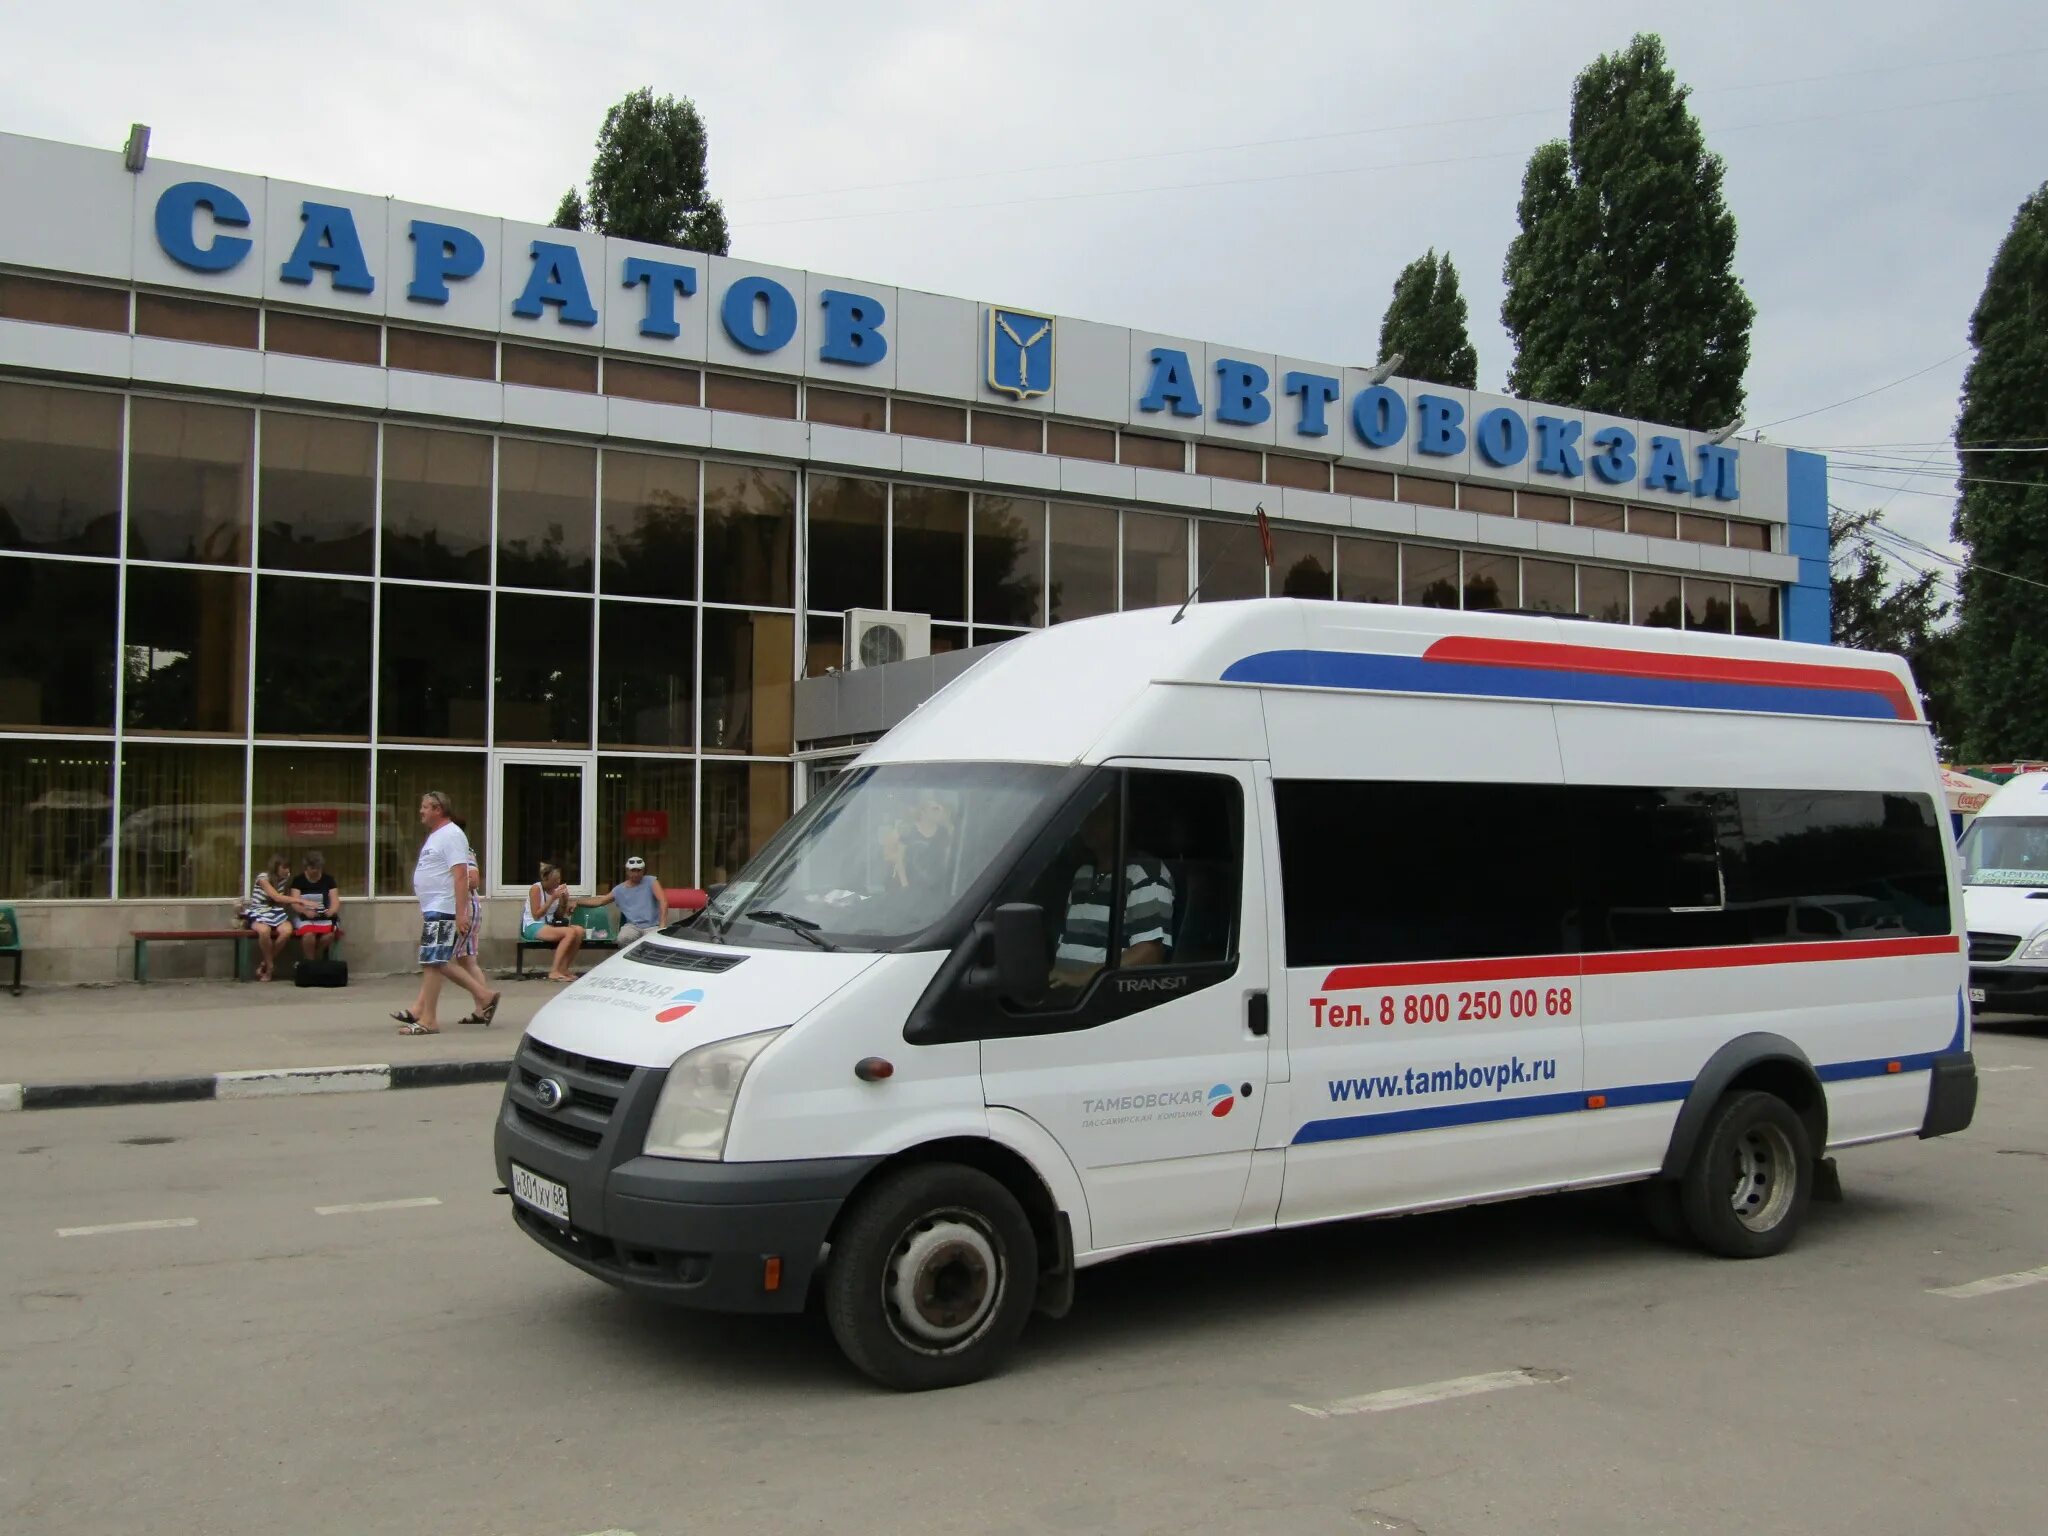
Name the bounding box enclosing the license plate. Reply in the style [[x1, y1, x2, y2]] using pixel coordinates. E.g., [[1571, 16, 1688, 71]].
[[1969, 987, 1987, 1004], [511, 1163, 570, 1225]]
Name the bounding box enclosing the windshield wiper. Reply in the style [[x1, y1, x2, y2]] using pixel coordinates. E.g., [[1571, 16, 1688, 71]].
[[740, 909, 840, 951]]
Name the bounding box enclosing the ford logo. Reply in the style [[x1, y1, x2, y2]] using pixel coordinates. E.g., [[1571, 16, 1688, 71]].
[[533, 1076, 569, 1112]]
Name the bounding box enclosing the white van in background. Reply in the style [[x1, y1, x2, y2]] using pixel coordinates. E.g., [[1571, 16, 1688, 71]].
[[1958, 772, 2048, 1015], [495, 600, 1974, 1389]]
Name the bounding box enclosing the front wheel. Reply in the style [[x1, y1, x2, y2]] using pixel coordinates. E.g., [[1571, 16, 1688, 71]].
[[824, 1163, 1038, 1391], [1677, 1090, 1813, 1258]]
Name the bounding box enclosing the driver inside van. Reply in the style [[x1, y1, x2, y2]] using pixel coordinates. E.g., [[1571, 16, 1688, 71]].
[[1051, 795, 1176, 991]]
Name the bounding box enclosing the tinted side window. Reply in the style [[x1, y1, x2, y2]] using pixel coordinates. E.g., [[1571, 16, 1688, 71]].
[[1274, 781, 1579, 967], [1577, 788, 1741, 951], [1723, 790, 1950, 939]]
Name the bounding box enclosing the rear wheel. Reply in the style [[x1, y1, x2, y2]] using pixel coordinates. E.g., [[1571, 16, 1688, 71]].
[[824, 1163, 1038, 1391], [1677, 1090, 1813, 1258]]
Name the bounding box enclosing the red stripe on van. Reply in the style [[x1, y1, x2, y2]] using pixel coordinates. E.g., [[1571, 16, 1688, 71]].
[[1319, 934, 1961, 992], [1420, 636, 1919, 722]]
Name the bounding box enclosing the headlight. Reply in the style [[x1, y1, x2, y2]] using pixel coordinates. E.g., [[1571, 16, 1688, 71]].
[[641, 1029, 784, 1161], [2021, 931, 2048, 961]]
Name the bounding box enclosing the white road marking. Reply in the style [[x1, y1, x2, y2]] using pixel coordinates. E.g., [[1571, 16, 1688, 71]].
[[1981, 1065, 2033, 1074], [57, 1217, 199, 1237], [314, 1197, 442, 1216], [1292, 1367, 1567, 1418], [1928, 1265, 2048, 1299]]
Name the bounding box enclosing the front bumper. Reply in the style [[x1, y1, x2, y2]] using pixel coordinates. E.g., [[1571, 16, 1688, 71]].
[[1968, 965, 2048, 1017], [495, 1035, 878, 1312]]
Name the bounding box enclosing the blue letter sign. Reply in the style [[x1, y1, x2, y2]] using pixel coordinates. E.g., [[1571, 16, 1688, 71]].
[[1214, 359, 1271, 426], [720, 276, 799, 353], [513, 241, 599, 327], [407, 221, 486, 305], [1138, 348, 1203, 417], [622, 257, 698, 339], [154, 181, 252, 274], [278, 202, 374, 294], [1284, 372, 1340, 437], [819, 290, 889, 366]]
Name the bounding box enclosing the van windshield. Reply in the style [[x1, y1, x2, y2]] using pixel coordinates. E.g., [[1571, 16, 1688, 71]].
[[699, 762, 1068, 950], [1960, 816, 2048, 889]]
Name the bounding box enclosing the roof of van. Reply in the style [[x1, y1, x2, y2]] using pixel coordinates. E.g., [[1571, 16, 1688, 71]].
[[860, 599, 1926, 767], [1974, 773, 2048, 817]]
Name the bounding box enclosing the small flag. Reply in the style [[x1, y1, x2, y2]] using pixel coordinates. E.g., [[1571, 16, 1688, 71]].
[[1255, 503, 1275, 570]]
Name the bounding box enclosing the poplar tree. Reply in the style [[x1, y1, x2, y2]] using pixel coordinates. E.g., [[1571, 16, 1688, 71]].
[[550, 88, 731, 255], [1377, 250, 1478, 389], [1950, 181, 2048, 758], [1501, 34, 1753, 429]]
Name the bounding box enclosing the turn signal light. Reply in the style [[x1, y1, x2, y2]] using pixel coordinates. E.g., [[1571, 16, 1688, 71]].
[[763, 1256, 783, 1293], [1886, 1060, 1902, 1074], [855, 1057, 894, 1082], [1585, 1094, 1608, 1109]]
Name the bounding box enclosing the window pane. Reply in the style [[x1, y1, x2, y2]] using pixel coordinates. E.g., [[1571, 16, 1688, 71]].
[[0, 559, 116, 730], [1333, 465, 1394, 499], [1195, 444, 1260, 483], [1265, 453, 1327, 491], [499, 761, 584, 889], [502, 343, 597, 392], [1724, 790, 1950, 940], [0, 272, 127, 333], [598, 755, 696, 890], [1519, 491, 1571, 524], [386, 327, 494, 379], [1580, 565, 1629, 623], [1398, 475, 1454, 509], [1273, 529, 1332, 598], [1574, 498, 1625, 530], [932, 623, 968, 654], [702, 462, 795, 608], [136, 293, 257, 349], [1122, 511, 1188, 610], [122, 566, 249, 733], [701, 760, 792, 885], [1047, 422, 1114, 462], [703, 372, 797, 418], [1522, 558, 1576, 614], [1634, 571, 1682, 628], [258, 412, 375, 575], [1336, 536, 1398, 604], [1048, 502, 1116, 624], [497, 439, 594, 592], [973, 495, 1045, 627], [1733, 583, 1779, 638], [493, 593, 591, 746], [1119, 434, 1183, 471], [250, 746, 369, 898], [1680, 512, 1728, 546], [379, 584, 487, 743], [1460, 483, 1512, 516], [806, 387, 886, 432], [701, 609, 793, 755], [1578, 788, 1728, 949], [374, 750, 485, 897], [893, 399, 966, 442], [253, 575, 370, 738], [1199, 520, 1266, 601], [1684, 577, 1733, 633], [128, 397, 253, 564], [0, 740, 112, 898], [119, 742, 245, 898], [806, 615, 842, 677], [807, 475, 886, 614], [0, 381, 122, 555], [601, 450, 697, 600], [598, 600, 695, 748], [1464, 552, 1517, 610], [381, 425, 490, 584], [1628, 505, 1677, 540], [972, 413, 1042, 452], [265, 310, 379, 365], [1728, 520, 1771, 552], [1403, 545, 1460, 608], [604, 357, 701, 407], [891, 485, 968, 621]]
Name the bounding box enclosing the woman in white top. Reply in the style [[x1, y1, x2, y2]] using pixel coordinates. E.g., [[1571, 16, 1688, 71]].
[[523, 862, 585, 982]]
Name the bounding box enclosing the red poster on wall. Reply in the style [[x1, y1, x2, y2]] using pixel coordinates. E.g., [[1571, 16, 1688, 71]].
[[624, 811, 669, 840], [284, 808, 340, 840]]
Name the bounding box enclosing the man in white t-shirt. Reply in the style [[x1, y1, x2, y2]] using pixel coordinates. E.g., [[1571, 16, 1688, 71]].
[[395, 790, 500, 1034]]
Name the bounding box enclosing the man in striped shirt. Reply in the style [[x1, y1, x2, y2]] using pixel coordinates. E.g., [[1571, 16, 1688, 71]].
[[1051, 798, 1176, 991]]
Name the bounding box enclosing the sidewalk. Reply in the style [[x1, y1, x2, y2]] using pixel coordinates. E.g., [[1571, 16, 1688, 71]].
[[1, 972, 551, 1107]]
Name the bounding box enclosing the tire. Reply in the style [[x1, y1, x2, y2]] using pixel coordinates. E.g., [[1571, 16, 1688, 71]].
[[1677, 1090, 1813, 1259], [824, 1163, 1038, 1391]]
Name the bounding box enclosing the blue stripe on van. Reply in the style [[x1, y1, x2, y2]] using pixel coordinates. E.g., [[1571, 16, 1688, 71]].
[[1220, 650, 1901, 721]]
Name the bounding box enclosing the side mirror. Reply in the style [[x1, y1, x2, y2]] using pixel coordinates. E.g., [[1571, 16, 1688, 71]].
[[991, 902, 1048, 1006]]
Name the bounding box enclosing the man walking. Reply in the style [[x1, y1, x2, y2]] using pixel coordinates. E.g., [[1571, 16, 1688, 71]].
[[584, 855, 669, 943], [395, 790, 499, 1034]]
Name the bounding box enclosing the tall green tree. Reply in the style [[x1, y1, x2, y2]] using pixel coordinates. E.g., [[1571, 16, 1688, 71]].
[[1950, 180, 2048, 759], [1831, 508, 1960, 751], [1378, 250, 1478, 389], [551, 88, 730, 254], [1501, 34, 1753, 429]]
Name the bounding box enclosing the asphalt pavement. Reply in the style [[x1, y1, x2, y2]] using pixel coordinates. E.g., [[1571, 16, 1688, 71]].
[[2, 1023, 2045, 1536]]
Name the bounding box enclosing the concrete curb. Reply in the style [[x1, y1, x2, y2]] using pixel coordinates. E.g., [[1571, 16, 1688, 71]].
[[0, 1057, 512, 1112]]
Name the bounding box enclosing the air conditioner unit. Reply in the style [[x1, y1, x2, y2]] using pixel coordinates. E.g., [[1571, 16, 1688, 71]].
[[844, 608, 932, 670]]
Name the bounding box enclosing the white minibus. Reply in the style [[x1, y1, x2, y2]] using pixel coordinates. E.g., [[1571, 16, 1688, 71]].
[[1958, 772, 2048, 1014], [495, 601, 1974, 1389]]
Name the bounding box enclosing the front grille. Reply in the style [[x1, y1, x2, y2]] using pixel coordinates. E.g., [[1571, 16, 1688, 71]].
[[510, 1035, 640, 1155], [624, 942, 746, 974], [1969, 931, 2021, 963], [513, 1102, 603, 1148], [527, 1037, 634, 1082], [518, 1066, 617, 1116]]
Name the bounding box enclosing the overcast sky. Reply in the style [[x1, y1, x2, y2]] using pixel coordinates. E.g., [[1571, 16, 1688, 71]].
[[7, 0, 2044, 584]]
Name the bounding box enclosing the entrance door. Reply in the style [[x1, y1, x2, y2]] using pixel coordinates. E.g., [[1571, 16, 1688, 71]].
[[494, 754, 595, 895], [980, 761, 1276, 1252]]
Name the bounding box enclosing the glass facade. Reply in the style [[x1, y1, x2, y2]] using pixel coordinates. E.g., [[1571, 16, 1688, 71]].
[[0, 363, 1790, 910]]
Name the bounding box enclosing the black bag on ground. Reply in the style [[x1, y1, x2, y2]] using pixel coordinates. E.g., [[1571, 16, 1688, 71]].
[[294, 959, 349, 988]]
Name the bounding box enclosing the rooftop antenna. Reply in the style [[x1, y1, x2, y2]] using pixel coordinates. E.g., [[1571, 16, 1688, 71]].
[[1358, 352, 1405, 387], [1705, 418, 1744, 446], [1173, 503, 1274, 624]]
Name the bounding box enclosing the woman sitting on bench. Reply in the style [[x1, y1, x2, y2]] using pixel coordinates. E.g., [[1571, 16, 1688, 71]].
[[522, 862, 585, 983], [244, 855, 297, 982]]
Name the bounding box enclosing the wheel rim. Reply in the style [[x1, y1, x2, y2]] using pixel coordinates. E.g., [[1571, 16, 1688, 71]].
[[1728, 1121, 1799, 1232], [882, 1207, 1003, 1354]]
